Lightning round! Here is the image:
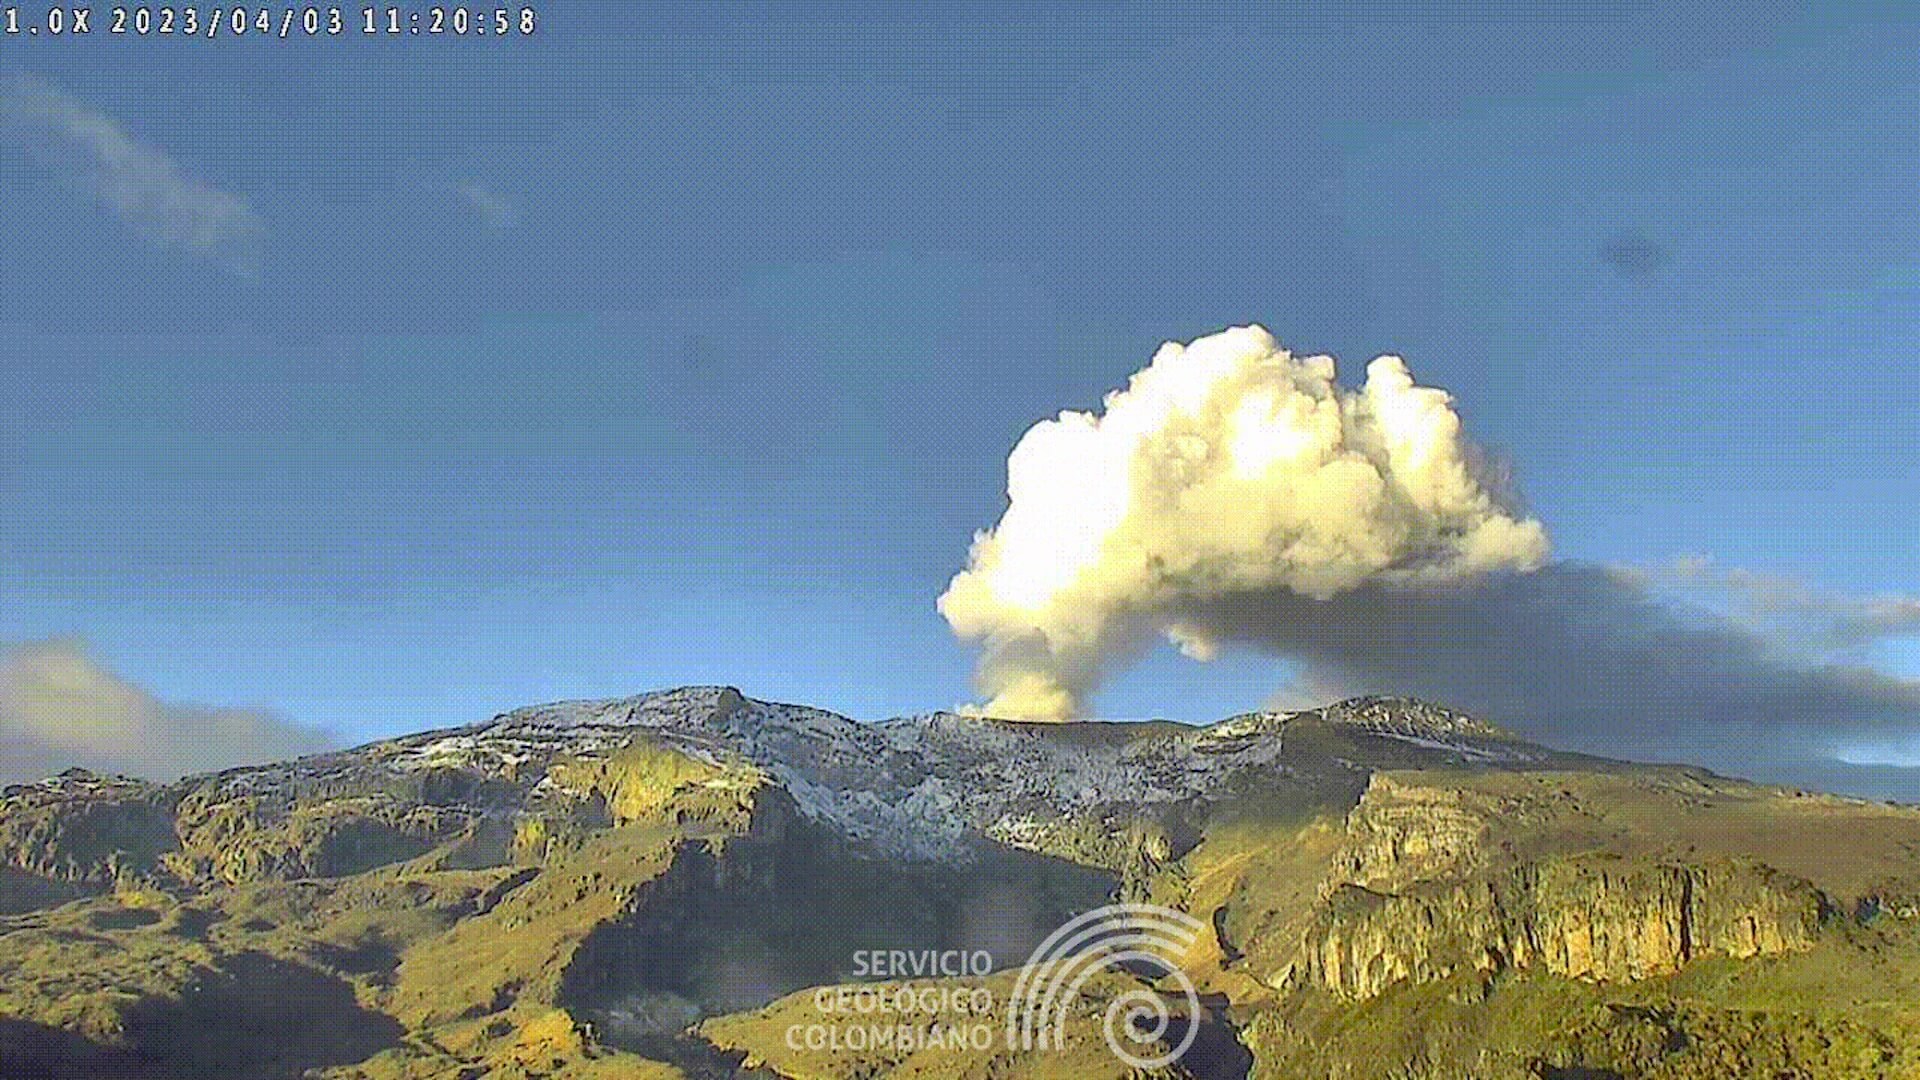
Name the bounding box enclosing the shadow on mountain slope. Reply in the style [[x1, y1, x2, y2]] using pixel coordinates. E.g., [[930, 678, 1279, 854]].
[[559, 809, 1117, 1036], [0, 1014, 148, 1078], [0, 950, 401, 1078], [122, 951, 403, 1078]]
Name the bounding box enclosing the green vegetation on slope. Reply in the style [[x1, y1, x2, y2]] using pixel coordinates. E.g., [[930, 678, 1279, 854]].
[[6, 702, 1920, 1079]]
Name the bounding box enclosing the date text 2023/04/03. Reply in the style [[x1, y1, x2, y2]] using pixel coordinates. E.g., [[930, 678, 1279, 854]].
[[0, 6, 538, 38]]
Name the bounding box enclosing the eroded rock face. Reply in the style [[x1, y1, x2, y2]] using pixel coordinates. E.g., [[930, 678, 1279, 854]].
[[0, 771, 179, 890], [1294, 854, 1822, 999], [1275, 771, 1827, 1000], [167, 790, 473, 884], [1534, 858, 1820, 976], [1328, 773, 1509, 893]]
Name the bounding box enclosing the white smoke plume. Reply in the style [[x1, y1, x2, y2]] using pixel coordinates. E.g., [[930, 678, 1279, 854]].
[[939, 325, 1549, 720]]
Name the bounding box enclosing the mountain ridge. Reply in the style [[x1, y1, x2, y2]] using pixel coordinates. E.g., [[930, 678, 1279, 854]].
[[4, 687, 1920, 1078], [0, 687, 1701, 802]]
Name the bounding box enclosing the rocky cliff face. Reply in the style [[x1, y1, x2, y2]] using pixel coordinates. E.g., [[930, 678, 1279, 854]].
[[1295, 857, 1823, 1000], [1287, 773, 1826, 1000], [0, 771, 178, 893], [1326, 772, 1509, 893]]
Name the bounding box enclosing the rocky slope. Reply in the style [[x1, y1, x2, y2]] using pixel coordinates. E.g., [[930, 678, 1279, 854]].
[[0, 688, 1917, 1078], [1284, 772, 1827, 999]]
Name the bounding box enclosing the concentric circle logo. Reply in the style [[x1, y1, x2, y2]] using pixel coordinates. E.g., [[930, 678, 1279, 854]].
[[1005, 903, 1205, 1069]]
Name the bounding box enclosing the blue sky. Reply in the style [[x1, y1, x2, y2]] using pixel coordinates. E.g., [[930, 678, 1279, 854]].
[[1, 3, 1916, 777]]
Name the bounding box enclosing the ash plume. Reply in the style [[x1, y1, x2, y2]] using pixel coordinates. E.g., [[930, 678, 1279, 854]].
[[940, 325, 1920, 783], [939, 325, 1549, 720], [1174, 564, 1920, 770]]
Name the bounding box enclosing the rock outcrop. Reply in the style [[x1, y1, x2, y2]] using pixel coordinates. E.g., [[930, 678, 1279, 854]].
[[1296, 842, 1822, 999], [1327, 772, 1512, 893]]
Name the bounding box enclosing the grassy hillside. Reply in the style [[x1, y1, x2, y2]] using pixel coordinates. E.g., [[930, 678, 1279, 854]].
[[4, 697, 1920, 1078]]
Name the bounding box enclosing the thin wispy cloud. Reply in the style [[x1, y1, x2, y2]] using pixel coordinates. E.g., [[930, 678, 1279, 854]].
[[455, 179, 517, 229], [0, 73, 264, 276], [1646, 554, 1920, 650]]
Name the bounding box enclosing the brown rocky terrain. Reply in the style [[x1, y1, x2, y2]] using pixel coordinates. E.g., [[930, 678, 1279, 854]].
[[0, 688, 1916, 1078]]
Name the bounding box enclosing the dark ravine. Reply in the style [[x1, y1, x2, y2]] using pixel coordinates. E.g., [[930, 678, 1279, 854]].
[[1171, 998, 1256, 1080]]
